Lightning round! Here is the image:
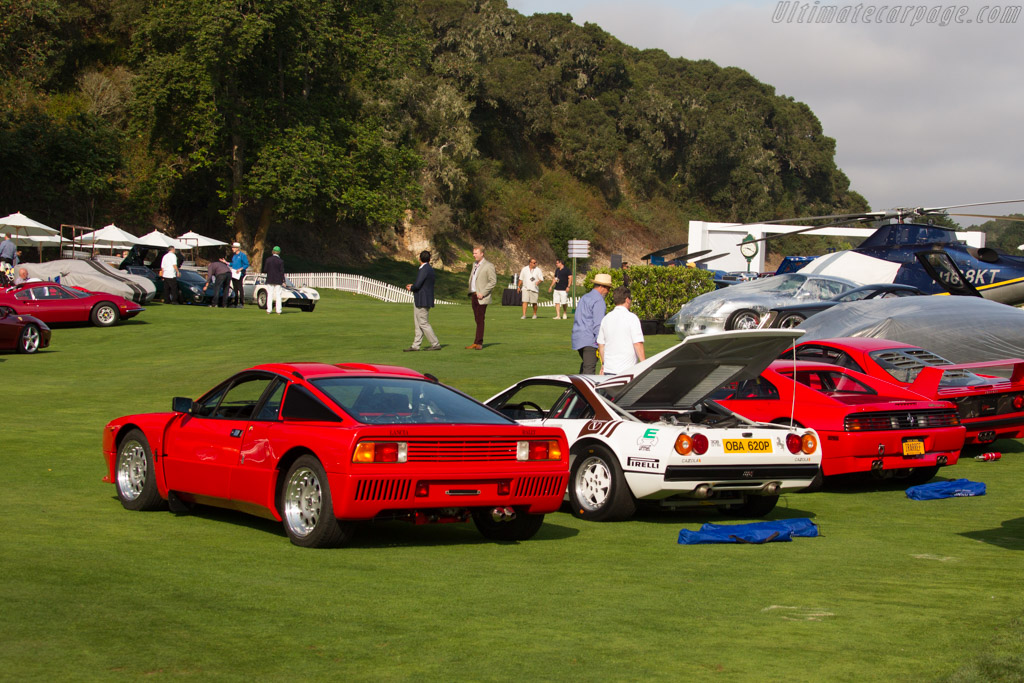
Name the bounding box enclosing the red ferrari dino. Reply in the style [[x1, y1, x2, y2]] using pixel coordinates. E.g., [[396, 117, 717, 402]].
[[1, 281, 144, 327]]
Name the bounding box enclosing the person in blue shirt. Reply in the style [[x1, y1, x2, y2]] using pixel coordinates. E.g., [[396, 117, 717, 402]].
[[571, 272, 612, 374], [229, 241, 250, 307]]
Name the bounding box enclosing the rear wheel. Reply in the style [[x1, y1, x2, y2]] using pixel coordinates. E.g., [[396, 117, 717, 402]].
[[726, 308, 760, 330], [721, 494, 779, 518], [569, 446, 636, 521], [281, 455, 354, 548], [256, 289, 268, 309], [472, 509, 545, 541], [777, 312, 806, 329], [17, 324, 40, 353], [91, 302, 120, 327], [115, 429, 165, 511]]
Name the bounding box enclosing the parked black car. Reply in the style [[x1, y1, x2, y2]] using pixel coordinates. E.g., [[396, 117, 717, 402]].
[[762, 283, 923, 328]]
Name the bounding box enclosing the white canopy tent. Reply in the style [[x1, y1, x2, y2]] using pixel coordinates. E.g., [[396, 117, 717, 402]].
[[0, 212, 59, 240], [136, 229, 185, 250], [74, 224, 139, 251], [177, 230, 228, 248]]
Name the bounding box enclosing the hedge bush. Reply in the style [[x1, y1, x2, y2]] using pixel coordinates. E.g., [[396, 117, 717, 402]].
[[581, 265, 715, 321]]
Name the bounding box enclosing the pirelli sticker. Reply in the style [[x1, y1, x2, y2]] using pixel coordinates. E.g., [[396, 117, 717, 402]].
[[723, 438, 773, 454]]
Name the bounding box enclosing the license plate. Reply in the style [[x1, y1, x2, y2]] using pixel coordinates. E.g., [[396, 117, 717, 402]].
[[723, 438, 773, 454], [902, 439, 925, 457]]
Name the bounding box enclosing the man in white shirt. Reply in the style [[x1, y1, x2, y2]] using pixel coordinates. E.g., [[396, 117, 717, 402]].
[[597, 286, 645, 375], [518, 257, 544, 319], [160, 246, 181, 304]]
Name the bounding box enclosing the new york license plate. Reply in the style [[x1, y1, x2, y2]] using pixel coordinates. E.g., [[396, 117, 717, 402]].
[[723, 438, 773, 454], [902, 439, 925, 457]]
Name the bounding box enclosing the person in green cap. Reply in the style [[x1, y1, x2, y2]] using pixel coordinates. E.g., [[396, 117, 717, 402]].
[[264, 245, 285, 314]]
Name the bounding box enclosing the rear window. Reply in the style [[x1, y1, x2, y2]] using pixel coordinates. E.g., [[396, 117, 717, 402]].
[[869, 348, 989, 387], [313, 377, 512, 425]]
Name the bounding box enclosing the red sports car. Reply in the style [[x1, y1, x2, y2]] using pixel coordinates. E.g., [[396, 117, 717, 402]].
[[0, 305, 51, 353], [713, 359, 965, 485], [783, 338, 1024, 445], [103, 363, 570, 547], [0, 281, 144, 327]]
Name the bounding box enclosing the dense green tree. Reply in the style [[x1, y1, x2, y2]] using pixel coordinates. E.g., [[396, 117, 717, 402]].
[[131, 0, 422, 267]]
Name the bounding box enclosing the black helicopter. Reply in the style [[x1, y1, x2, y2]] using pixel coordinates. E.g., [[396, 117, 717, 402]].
[[739, 200, 1024, 304]]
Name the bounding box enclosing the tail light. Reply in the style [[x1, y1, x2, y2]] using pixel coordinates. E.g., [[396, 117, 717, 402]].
[[517, 440, 562, 461], [786, 434, 801, 454], [692, 433, 709, 455], [674, 434, 693, 455], [353, 441, 408, 463], [801, 432, 818, 454], [1014, 395, 1024, 411]]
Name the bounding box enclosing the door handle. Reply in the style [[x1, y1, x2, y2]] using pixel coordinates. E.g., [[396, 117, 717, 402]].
[[230, 428, 243, 438]]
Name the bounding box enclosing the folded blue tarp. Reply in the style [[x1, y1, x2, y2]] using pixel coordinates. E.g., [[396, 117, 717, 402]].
[[677, 518, 819, 545], [906, 478, 986, 500]]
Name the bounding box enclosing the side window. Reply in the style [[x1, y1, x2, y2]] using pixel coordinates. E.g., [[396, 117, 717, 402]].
[[193, 385, 228, 418], [710, 377, 779, 401], [551, 389, 595, 420], [493, 383, 569, 420], [281, 385, 342, 422], [254, 379, 286, 421], [213, 376, 276, 420], [15, 289, 32, 300]]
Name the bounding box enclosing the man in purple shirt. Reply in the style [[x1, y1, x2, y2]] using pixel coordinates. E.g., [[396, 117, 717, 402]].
[[570, 272, 612, 374], [203, 256, 232, 307]]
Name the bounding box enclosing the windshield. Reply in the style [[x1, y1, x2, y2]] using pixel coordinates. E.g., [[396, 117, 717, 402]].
[[179, 270, 206, 285], [312, 377, 513, 425]]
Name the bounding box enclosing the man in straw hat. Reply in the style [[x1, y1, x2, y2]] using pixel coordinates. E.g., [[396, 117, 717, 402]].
[[571, 272, 613, 374]]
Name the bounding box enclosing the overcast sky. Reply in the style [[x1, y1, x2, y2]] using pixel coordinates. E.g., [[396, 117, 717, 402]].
[[507, 0, 1024, 223]]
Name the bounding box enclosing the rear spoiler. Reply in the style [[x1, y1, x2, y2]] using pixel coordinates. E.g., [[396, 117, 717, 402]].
[[909, 359, 1024, 396]]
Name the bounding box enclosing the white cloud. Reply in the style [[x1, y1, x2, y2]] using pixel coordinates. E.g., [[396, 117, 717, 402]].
[[508, 0, 1024, 220]]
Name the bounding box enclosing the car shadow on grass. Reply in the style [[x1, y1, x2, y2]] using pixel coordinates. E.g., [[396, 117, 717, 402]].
[[156, 501, 579, 548], [960, 517, 1024, 551], [616, 502, 818, 527]]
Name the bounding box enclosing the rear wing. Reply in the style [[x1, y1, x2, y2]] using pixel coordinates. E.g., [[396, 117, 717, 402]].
[[943, 358, 1024, 383]]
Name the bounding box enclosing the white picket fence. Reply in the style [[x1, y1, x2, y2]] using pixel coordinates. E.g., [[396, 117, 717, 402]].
[[287, 272, 462, 305], [287, 272, 569, 307]]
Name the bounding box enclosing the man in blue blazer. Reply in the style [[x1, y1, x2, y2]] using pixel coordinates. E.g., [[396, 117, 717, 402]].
[[404, 250, 442, 351]]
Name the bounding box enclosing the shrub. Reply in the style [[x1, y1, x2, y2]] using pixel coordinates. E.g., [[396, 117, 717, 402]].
[[581, 265, 715, 321]]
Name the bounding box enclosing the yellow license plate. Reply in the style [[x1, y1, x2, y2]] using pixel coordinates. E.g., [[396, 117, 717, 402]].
[[902, 439, 925, 457], [723, 438, 773, 454]]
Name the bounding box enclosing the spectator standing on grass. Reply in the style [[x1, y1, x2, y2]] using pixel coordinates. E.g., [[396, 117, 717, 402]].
[[264, 246, 285, 314], [160, 246, 180, 304], [203, 256, 232, 308], [518, 257, 544, 319], [466, 245, 496, 350], [597, 286, 645, 376], [571, 272, 613, 374], [549, 257, 572, 320], [229, 241, 249, 307], [404, 250, 441, 352]]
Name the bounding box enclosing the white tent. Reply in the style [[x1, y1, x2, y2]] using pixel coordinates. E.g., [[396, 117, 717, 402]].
[[0, 212, 59, 239], [136, 229, 185, 249], [74, 224, 139, 250], [177, 230, 228, 248]]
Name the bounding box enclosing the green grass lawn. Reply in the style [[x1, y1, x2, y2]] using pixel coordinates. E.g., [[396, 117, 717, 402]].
[[2, 291, 1023, 680]]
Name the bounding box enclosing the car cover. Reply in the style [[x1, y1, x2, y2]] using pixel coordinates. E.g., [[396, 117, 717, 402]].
[[905, 479, 986, 500], [677, 518, 819, 545], [795, 296, 1024, 363], [22, 259, 155, 304]]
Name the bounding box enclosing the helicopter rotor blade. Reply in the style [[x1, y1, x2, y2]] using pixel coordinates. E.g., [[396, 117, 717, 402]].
[[690, 252, 729, 265], [948, 213, 1024, 223]]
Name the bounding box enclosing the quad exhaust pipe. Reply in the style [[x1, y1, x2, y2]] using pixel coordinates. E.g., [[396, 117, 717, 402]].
[[490, 506, 517, 522]]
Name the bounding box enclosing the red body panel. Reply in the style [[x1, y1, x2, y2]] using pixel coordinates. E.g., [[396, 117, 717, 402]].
[[716, 360, 965, 477], [783, 338, 1024, 445], [0, 282, 143, 325], [103, 363, 570, 526], [0, 309, 51, 351]]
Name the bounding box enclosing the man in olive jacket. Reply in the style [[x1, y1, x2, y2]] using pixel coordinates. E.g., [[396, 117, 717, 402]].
[[466, 245, 496, 350]]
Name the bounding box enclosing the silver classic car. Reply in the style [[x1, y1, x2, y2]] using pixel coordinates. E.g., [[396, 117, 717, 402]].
[[668, 273, 858, 338]]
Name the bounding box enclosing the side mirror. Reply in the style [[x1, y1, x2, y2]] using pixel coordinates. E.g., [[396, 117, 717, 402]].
[[172, 397, 194, 414]]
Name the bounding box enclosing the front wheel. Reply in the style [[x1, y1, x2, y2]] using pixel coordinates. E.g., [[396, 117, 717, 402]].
[[777, 312, 806, 329], [91, 302, 120, 327], [472, 509, 545, 541], [568, 446, 636, 521], [17, 324, 41, 353], [280, 455, 354, 548], [115, 429, 165, 511], [256, 289, 268, 309], [721, 494, 779, 518], [726, 308, 760, 330]]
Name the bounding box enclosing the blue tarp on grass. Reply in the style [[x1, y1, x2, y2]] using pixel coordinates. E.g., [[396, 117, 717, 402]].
[[678, 518, 819, 545], [906, 478, 986, 500]]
